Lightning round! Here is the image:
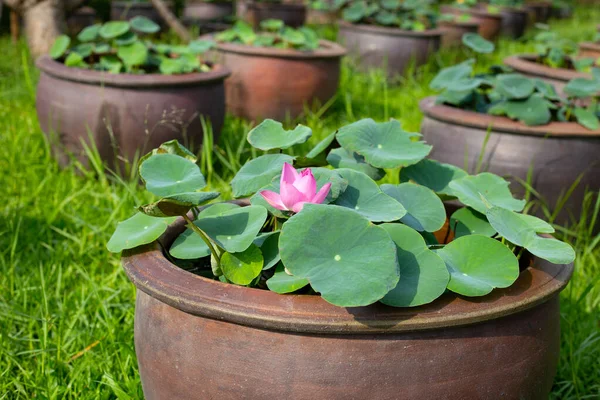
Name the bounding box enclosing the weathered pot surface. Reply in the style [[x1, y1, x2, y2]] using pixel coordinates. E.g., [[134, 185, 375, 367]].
[[122, 211, 573, 400], [245, 2, 307, 28], [420, 96, 600, 225], [111, 1, 173, 29], [525, 1, 552, 23], [578, 42, 600, 60], [439, 20, 480, 48], [183, 0, 234, 21], [338, 21, 442, 77], [35, 56, 230, 168], [477, 5, 527, 39], [213, 39, 346, 121], [440, 5, 502, 41]]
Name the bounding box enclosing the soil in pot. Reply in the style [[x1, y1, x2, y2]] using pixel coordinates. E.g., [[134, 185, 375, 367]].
[[111, 1, 173, 29], [440, 5, 503, 41], [439, 19, 480, 48], [183, 0, 234, 22], [212, 40, 346, 121], [244, 2, 307, 29], [419, 96, 600, 226], [35, 56, 230, 168], [338, 21, 442, 78], [120, 207, 573, 400]]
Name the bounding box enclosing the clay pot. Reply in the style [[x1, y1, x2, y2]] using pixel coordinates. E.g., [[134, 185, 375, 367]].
[[525, 1, 552, 23], [183, 0, 233, 21], [476, 5, 527, 39], [504, 54, 595, 96], [35, 56, 230, 168], [551, 5, 572, 19], [183, 19, 231, 34], [440, 5, 503, 41], [121, 211, 573, 400], [306, 8, 339, 25], [438, 19, 480, 49], [420, 96, 600, 225], [245, 2, 307, 28], [579, 42, 600, 59], [66, 6, 96, 36], [111, 1, 173, 29], [213, 40, 345, 121], [338, 21, 442, 77]]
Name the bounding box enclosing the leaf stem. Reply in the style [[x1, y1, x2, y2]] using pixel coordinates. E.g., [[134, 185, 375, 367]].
[[182, 214, 220, 264]]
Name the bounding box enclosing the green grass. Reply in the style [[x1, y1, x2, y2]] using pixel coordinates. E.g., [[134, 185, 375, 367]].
[[1, 9, 600, 399]]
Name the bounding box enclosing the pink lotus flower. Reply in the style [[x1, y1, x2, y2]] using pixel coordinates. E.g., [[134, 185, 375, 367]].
[[260, 163, 332, 213]]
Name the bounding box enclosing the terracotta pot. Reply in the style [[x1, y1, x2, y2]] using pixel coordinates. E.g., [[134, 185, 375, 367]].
[[525, 1, 552, 23], [121, 211, 573, 400], [420, 96, 600, 225], [66, 6, 96, 36], [438, 20, 480, 49], [579, 42, 600, 59], [476, 5, 527, 39], [440, 5, 503, 41], [111, 1, 173, 29], [551, 5, 572, 19], [183, 0, 233, 21], [213, 40, 345, 121], [338, 21, 442, 77], [245, 2, 307, 28], [504, 54, 594, 96], [35, 56, 230, 167]]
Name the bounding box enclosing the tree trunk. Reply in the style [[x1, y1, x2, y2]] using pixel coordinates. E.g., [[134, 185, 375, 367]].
[[149, 0, 191, 43], [23, 0, 66, 59]]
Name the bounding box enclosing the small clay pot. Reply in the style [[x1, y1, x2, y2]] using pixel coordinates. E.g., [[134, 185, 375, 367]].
[[121, 208, 573, 400], [420, 96, 600, 225], [438, 19, 480, 49], [578, 42, 600, 59], [338, 21, 442, 77], [213, 40, 345, 121], [66, 6, 96, 36], [245, 2, 307, 28], [440, 5, 503, 41], [35, 56, 230, 168], [183, 0, 233, 21], [111, 1, 173, 29], [525, 1, 553, 23], [476, 4, 527, 39]]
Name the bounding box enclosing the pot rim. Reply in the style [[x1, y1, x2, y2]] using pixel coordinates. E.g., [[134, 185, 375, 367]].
[[439, 20, 480, 28], [441, 5, 503, 20], [121, 206, 573, 335], [36, 55, 231, 89], [338, 21, 444, 38], [579, 42, 600, 51], [420, 96, 600, 137], [504, 54, 592, 82], [214, 39, 347, 59]]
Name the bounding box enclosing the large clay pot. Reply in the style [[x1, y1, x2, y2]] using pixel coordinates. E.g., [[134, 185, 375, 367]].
[[477, 5, 527, 39], [438, 19, 480, 48], [183, 0, 233, 21], [420, 96, 600, 225], [111, 1, 173, 29], [35, 56, 230, 167], [213, 40, 345, 121], [525, 1, 552, 23], [440, 5, 503, 41], [245, 2, 307, 28], [121, 212, 573, 400], [578, 42, 600, 59], [504, 54, 595, 96], [338, 21, 442, 77], [66, 6, 96, 36]]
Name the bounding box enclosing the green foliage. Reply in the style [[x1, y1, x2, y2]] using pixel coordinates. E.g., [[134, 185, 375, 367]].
[[336, 0, 438, 30], [215, 20, 321, 51]]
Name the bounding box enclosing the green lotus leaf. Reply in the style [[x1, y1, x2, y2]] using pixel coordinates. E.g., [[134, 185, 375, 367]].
[[462, 33, 494, 54], [253, 231, 280, 270], [140, 153, 206, 197], [266, 264, 310, 294], [117, 41, 148, 67], [449, 173, 525, 214], [343, 1, 368, 22], [333, 169, 406, 222], [99, 55, 122, 73], [281, 27, 305, 45], [130, 16, 160, 34], [260, 19, 284, 31], [94, 43, 111, 54], [326, 148, 385, 181], [534, 79, 561, 101], [231, 154, 295, 197], [72, 43, 94, 58], [139, 191, 220, 217], [221, 244, 263, 285], [381, 183, 446, 232], [139, 140, 197, 165], [99, 21, 130, 39], [50, 35, 70, 59], [189, 39, 216, 54], [107, 213, 177, 253], [233, 20, 256, 44], [247, 119, 312, 151], [573, 107, 600, 130], [115, 31, 138, 46], [502, 95, 552, 126], [446, 78, 484, 92], [495, 73, 535, 99], [399, 159, 468, 196], [563, 78, 600, 98], [77, 24, 101, 42], [430, 59, 473, 90], [449, 207, 496, 238], [65, 52, 86, 68], [379, 224, 449, 307], [279, 204, 399, 307], [336, 118, 432, 169], [436, 235, 520, 296]]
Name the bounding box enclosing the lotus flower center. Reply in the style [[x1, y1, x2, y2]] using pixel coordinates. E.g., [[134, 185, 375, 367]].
[[334, 255, 341, 261]]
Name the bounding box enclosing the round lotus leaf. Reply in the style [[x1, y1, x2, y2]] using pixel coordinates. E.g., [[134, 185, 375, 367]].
[[140, 154, 206, 197], [305, 131, 337, 159], [117, 41, 148, 67], [266, 264, 310, 294], [130, 16, 160, 34], [446, 78, 484, 92], [221, 244, 263, 285], [231, 154, 294, 198], [449, 173, 525, 214], [379, 224, 449, 307], [65, 53, 86, 68], [115, 31, 138, 46], [343, 2, 367, 22], [99, 21, 130, 39], [400, 159, 468, 196], [279, 204, 399, 307], [139, 191, 220, 218], [50, 35, 70, 59], [247, 119, 312, 151], [462, 33, 495, 54], [534, 79, 560, 101], [502, 96, 552, 126], [336, 119, 432, 169], [333, 169, 406, 222], [450, 207, 496, 238], [189, 39, 216, 54], [281, 27, 306, 45], [563, 78, 600, 98], [77, 24, 101, 42], [72, 43, 94, 58], [326, 148, 385, 181], [139, 140, 197, 166], [495, 73, 535, 100], [107, 213, 177, 253], [430, 59, 473, 90], [253, 231, 280, 270], [260, 18, 284, 31], [436, 235, 520, 297], [573, 107, 600, 130], [99, 55, 122, 73], [381, 183, 446, 232]]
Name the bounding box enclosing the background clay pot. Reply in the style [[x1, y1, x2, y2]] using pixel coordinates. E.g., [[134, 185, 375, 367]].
[[578, 42, 600, 59], [111, 1, 173, 29], [183, 0, 233, 22], [338, 22, 442, 77], [213, 40, 345, 121], [438, 20, 480, 48], [66, 6, 96, 36], [504, 54, 595, 96], [420, 97, 600, 225], [121, 214, 573, 400], [440, 5, 503, 41], [245, 2, 307, 28], [477, 5, 527, 39], [551, 5, 572, 19], [35, 56, 230, 167], [525, 1, 552, 23], [307, 8, 339, 25]]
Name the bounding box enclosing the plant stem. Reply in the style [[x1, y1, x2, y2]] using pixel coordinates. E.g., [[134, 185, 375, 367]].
[[182, 214, 221, 264]]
